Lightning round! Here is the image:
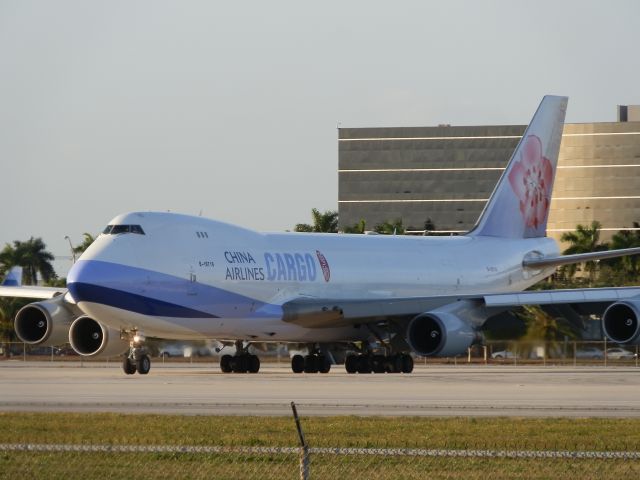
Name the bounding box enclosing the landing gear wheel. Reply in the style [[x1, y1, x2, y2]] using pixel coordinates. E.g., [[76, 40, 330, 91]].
[[356, 355, 372, 374], [385, 355, 403, 374], [318, 355, 331, 374], [137, 354, 151, 375], [122, 356, 136, 375], [345, 355, 358, 374], [231, 355, 247, 373], [291, 354, 305, 373], [220, 354, 233, 373], [371, 355, 386, 373], [304, 355, 319, 373], [248, 354, 260, 373], [401, 354, 414, 373]]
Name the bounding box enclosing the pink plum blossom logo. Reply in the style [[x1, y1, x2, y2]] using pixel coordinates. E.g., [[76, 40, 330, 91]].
[[507, 135, 553, 230], [316, 250, 331, 282]]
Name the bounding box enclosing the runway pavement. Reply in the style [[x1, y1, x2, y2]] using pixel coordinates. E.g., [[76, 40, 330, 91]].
[[1, 360, 639, 417]]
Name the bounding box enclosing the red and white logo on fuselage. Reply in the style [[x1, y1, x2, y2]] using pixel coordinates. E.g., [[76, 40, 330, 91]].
[[316, 250, 330, 282]]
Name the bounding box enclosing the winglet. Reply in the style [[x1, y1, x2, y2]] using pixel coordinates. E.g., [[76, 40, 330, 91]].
[[1, 267, 22, 286], [470, 95, 568, 238]]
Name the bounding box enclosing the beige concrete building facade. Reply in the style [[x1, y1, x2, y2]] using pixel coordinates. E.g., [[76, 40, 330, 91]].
[[338, 117, 640, 243]]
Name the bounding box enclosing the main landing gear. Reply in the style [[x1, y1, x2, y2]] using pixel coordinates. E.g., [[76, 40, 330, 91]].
[[291, 353, 331, 374], [122, 331, 151, 375], [219, 340, 260, 373], [345, 353, 413, 374]]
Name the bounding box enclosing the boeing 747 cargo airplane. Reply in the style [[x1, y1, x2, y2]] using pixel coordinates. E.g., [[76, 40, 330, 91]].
[[4, 96, 640, 375]]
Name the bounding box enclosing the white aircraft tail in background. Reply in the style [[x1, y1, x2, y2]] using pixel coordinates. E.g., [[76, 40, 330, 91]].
[[1, 267, 22, 286]]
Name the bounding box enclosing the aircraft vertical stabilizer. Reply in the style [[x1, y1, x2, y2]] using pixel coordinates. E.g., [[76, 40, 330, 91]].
[[471, 95, 567, 238], [1, 267, 22, 286]]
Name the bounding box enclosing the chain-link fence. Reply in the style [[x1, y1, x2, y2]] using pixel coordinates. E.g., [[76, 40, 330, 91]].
[[2, 340, 639, 367], [2, 442, 639, 479]]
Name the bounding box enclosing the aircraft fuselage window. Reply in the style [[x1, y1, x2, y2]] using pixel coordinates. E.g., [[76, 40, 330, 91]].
[[102, 225, 145, 235]]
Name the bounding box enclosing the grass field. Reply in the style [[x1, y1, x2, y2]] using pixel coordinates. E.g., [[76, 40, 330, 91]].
[[1, 413, 640, 479], [2, 413, 640, 449]]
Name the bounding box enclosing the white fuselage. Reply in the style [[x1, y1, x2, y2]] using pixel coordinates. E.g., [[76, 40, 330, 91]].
[[66, 212, 559, 342]]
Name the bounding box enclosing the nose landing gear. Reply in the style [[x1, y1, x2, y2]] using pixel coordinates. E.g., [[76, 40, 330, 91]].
[[122, 331, 150, 375]]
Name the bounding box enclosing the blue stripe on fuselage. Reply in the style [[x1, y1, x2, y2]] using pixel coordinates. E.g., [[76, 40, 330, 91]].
[[67, 260, 282, 319], [69, 282, 219, 318]]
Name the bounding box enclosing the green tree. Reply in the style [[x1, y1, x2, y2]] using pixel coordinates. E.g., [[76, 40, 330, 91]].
[[518, 305, 578, 358], [606, 223, 640, 280], [0, 297, 29, 341], [423, 218, 436, 233], [560, 221, 608, 281], [374, 219, 405, 235], [0, 237, 56, 285], [0, 243, 20, 280], [72, 233, 96, 256], [343, 219, 366, 234], [294, 209, 339, 233]]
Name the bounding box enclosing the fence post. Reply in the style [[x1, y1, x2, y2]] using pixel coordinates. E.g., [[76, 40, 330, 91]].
[[291, 402, 309, 480]]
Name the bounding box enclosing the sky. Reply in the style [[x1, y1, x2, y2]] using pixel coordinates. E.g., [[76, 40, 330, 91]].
[[1, 0, 640, 277]]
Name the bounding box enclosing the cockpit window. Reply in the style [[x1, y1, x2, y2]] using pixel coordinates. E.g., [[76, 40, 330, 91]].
[[102, 225, 145, 235]]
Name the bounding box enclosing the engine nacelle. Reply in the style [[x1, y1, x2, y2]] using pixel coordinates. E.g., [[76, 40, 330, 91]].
[[602, 300, 640, 345], [14, 296, 75, 346], [69, 316, 129, 357], [406, 300, 485, 357]]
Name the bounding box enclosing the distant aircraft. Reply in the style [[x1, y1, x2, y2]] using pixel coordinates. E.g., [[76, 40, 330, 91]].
[[1, 267, 23, 286], [3, 96, 640, 376]]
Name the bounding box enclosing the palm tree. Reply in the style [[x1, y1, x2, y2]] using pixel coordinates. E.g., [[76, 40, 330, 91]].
[[374, 219, 405, 235], [0, 244, 17, 279], [72, 233, 96, 257], [4, 237, 56, 285], [606, 223, 640, 281], [518, 305, 578, 358], [294, 209, 339, 233], [343, 219, 366, 234], [0, 297, 29, 341], [560, 221, 608, 281]]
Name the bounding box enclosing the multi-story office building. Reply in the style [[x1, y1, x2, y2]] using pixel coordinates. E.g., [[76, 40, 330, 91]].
[[338, 106, 640, 243]]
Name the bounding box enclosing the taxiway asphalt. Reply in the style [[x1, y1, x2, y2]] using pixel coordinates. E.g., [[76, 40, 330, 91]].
[[1, 361, 639, 417]]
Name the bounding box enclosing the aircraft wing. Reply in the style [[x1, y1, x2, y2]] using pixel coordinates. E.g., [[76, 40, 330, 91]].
[[0, 267, 66, 299], [483, 286, 640, 307], [0, 285, 66, 299], [282, 287, 640, 329], [523, 247, 640, 269], [282, 295, 483, 328]]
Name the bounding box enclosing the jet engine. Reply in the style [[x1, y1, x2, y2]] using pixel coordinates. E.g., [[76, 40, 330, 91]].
[[602, 300, 640, 345], [406, 300, 485, 357], [68, 316, 129, 357], [14, 296, 75, 346]]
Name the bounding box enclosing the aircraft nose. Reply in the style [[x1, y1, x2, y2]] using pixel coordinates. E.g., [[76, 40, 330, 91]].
[[68, 256, 147, 306], [66, 259, 104, 304]]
